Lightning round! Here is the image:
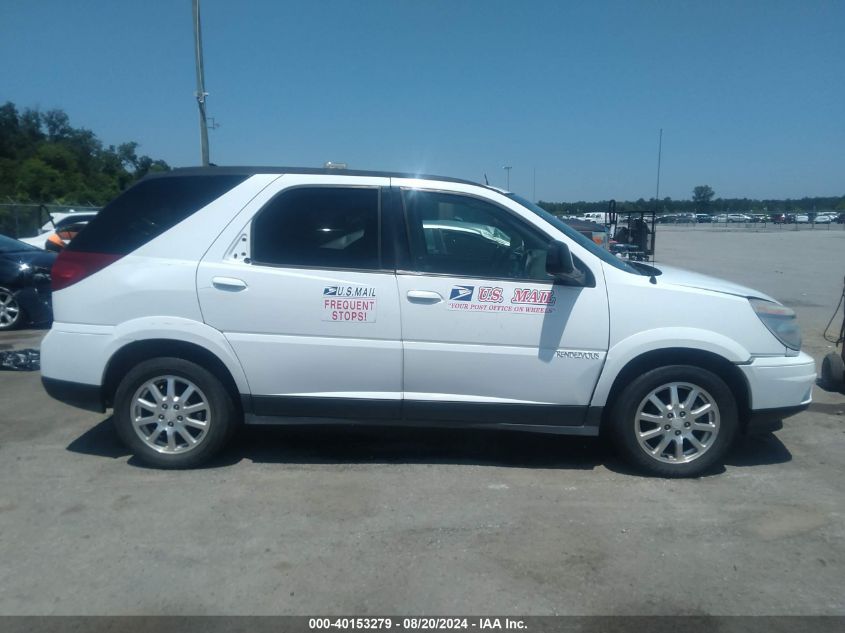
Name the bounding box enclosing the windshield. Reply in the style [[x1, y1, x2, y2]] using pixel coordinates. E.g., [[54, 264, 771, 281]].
[[54, 214, 97, 230], [506, 193, 641, 274], [0, 234, 39, 254]]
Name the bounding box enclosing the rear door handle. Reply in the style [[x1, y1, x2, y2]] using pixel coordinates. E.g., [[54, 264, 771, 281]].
[[212, 276, 248, 291], [406, 290, 443, 304]]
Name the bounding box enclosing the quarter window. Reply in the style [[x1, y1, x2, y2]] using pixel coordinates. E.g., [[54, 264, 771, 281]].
[[252, 187, 380, 270], [402, 189, 552, 281], [68, 175, 247, 255]]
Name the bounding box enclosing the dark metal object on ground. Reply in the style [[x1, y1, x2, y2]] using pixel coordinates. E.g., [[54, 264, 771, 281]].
[[0, 348, 40, 371], [821, 275, 845, 390]]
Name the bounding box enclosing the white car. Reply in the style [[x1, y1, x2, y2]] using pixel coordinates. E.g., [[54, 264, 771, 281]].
[[812, 214, 832, 224], [41, 167, 816, 477], [795, 214, 810, 224], [18, 212, 99, 249]]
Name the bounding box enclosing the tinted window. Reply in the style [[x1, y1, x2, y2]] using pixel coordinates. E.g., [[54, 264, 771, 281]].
[[252, 187, 380, 270], [68, 175, 247, 255], [506, 193, 640, 275], [402, 190, 552, 281]]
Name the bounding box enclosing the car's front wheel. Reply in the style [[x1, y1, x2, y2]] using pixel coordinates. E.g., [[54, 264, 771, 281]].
[[0, 287, 23, 331], [113, 357, 238, 468], [609, 365, 739, 477]]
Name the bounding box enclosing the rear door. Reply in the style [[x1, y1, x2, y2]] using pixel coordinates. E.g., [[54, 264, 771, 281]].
[[393, 181, 609, 427], [197, 175, 402, 419]]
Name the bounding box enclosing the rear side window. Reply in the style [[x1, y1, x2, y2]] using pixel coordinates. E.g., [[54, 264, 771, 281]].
[[67, 175, 247, 255], [251, 187, 381, 270]]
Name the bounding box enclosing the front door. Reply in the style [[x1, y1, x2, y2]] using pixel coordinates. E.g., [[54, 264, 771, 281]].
[[394, 185, 609, 426]]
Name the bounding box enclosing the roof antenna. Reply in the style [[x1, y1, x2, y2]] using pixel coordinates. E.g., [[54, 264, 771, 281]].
[[484, 173, 489, 186]]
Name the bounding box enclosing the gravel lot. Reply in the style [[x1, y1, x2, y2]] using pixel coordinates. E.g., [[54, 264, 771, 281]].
[[1, 227, 844, 615]]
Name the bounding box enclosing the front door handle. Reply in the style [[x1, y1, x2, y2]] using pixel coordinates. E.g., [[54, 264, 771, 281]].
[[212, 276, 248, 291], [407, 290, 443, 304]]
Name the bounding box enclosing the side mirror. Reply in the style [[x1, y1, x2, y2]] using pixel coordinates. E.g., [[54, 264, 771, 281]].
[[546, 240, 575, 278]]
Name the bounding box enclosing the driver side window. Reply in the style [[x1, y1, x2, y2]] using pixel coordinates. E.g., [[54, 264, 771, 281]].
[[401, 189, 552, 281]]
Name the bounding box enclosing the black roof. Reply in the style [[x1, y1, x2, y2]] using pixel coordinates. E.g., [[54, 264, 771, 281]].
[[146, 165, 487, 188]]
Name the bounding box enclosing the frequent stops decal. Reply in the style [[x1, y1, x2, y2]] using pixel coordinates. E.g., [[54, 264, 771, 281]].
[[446, 285, 556, 314], [322, 285, 376, 322]]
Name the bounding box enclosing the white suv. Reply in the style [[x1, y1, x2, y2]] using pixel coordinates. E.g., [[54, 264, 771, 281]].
[[41, 167, 817, 476]]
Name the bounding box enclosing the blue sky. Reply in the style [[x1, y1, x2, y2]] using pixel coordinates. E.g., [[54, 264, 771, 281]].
[[2, 1, 843, 201]]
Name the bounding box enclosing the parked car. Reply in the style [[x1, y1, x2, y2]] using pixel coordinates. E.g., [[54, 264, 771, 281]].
[[0, 234, 56, 330], [657, 214, 694, 224], [18, 212, 99, 250], [582, 212, 610, 224], [712, 213, 728, 223], [695, 214, 712, 223], [727, 213, 751, 223], [795, 214, 810, 224], [41, 167, 816, 477], [812, 214, 832, 224]]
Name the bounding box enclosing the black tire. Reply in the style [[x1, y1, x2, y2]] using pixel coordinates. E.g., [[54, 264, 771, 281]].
[[821, 352, 845, 390], [608, 365, 739, 478], [113, 357, 239, 468], [0, 286, 24, 331]]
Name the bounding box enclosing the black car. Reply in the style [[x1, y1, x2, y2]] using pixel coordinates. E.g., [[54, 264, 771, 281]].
[[0, 234, 56, 330]]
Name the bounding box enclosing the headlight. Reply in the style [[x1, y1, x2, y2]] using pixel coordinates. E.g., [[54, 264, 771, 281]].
[[749, 298, 801, 350]]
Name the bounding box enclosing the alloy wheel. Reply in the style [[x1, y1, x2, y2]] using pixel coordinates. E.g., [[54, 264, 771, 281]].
[[0, 289, 21, 329], [634, 381, 721, 464], [131, 375, 211, 454]]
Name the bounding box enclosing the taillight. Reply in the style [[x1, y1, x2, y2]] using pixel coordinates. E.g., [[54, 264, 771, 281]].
[[52, 251, 122, 291]]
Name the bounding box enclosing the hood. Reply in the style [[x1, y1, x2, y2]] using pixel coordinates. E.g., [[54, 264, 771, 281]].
[[1, 249, 57, 270], [652, 264, 776, 302]]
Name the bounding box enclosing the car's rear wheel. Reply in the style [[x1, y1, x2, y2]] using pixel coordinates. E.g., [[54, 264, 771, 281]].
[[113, 357, 238, 468], [0, 287, 23, 331], [609, 365, 739, 477]]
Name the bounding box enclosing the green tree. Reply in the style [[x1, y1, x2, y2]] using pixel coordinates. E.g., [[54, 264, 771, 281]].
[[692, 185, 715, 212], [0, 101, 171, 206]]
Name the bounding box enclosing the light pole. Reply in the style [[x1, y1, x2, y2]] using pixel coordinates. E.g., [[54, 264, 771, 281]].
[[192, 0, 210, 166], [503, 166, 512, 190]]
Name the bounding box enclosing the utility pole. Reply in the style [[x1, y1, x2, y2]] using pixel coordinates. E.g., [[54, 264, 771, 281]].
[[192, 0, 210, 166], [655, 128, 663, 205], [503, 165, 512, 190]]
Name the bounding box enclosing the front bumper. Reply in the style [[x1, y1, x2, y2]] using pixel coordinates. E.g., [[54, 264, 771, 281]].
[[738, 351, 816, 412], [744, 404, 808, 434], [14, 285, 53, 325]]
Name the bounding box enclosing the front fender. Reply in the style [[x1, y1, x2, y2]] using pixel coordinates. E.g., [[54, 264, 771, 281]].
[[590, 327, 751, 407]]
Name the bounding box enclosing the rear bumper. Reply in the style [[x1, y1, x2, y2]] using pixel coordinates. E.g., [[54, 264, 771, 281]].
[[738, 352, 816, 411], [41, 376, 105, 413]]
